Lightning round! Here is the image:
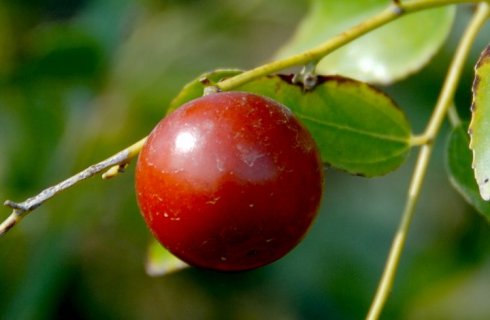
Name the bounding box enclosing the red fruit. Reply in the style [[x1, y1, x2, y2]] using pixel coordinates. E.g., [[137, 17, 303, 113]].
[[135, 91, 324, 271]]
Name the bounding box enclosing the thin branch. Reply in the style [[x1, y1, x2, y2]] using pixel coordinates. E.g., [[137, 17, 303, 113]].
[[0, 138, 146, 237], [217, 0, 480, 91], [366, 3, 490, 320]]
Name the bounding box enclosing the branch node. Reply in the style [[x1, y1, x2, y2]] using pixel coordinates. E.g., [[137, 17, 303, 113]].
[[292, 62, 319, 91], [4, 200, 25, 211]]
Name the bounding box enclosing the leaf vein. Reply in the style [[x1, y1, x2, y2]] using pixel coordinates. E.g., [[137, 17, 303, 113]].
[[297, 113, 409, 144]]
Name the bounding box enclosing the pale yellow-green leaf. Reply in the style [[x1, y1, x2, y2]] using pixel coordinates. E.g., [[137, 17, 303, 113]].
[[145, 239, 188, 277], [470, 45, 490, 201], [276, 0, 455, 84]]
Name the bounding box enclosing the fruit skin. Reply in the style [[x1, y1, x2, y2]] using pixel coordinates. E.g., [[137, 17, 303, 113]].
[[135, 91, 324, 271]]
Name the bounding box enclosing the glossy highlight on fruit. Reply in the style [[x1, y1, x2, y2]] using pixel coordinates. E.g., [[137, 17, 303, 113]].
[[135, 91, 324, 271]]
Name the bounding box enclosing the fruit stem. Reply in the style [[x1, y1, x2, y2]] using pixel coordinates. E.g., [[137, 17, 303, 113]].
[[366, 3, 490, 320], [217, 0, 481, 92]]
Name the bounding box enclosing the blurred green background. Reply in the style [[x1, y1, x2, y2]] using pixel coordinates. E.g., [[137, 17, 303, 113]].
[[1, 1, 490, 319]]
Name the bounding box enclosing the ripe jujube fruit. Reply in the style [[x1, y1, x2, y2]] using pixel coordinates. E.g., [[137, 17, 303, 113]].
[[135, 91, 324, 271]]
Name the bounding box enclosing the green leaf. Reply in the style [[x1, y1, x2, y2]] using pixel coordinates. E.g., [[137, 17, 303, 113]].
[[241, 75, 411, 176], [276, 0, 455, 84], [447, 124, 490, 222], [145, 239, 188, 277], [470, 45, 490, 202], [169, 71, 411, 177]]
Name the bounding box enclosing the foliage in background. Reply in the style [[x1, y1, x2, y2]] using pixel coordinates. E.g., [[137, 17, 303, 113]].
[[1, 0, 490, 319]]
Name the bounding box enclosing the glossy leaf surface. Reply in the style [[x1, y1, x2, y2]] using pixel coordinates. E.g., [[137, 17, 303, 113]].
[[276, 0, 456, 84], [447, 124, 490, 222], [169, 70, 412, 177]]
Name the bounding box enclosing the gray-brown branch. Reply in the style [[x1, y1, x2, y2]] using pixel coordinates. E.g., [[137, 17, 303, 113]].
[[0, 148, 132, 237]]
